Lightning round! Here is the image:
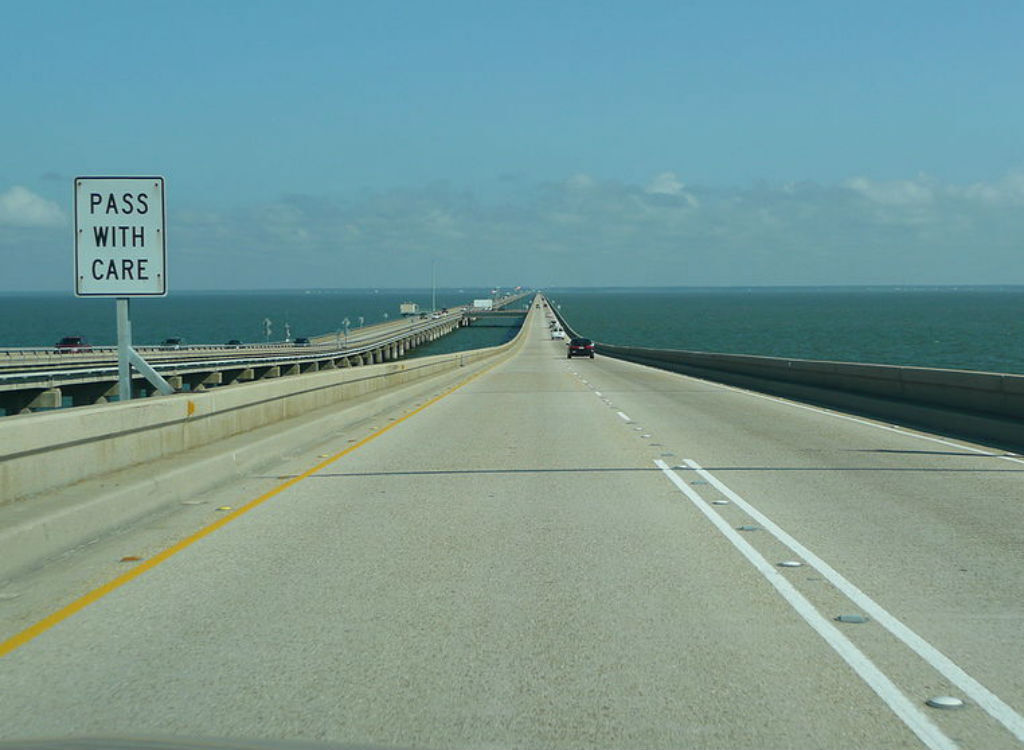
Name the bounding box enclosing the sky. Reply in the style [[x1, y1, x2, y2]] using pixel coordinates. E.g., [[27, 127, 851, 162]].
[[2, 0, 1023, 291]]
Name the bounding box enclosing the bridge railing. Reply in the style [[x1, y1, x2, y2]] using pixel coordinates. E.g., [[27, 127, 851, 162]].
[[548, 298, 1024, 452], [0, 310, 472, 414], [0, 311, 465, 360], [0, 303, 537, 580]]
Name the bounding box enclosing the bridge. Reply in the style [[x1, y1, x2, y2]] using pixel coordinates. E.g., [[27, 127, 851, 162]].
[[0, 292, 531, 415], [1, 294, 1022, 749]]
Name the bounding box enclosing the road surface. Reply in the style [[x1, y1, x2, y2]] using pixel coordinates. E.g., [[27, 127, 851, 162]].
[[1, 304, 1022, 749]]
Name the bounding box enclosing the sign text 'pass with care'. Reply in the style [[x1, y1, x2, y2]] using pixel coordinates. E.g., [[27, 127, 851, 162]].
[[74, 176, 166, 296]]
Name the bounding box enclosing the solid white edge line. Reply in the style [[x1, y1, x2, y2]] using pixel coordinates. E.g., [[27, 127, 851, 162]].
[[691, 374, 1024, 466], [617, 411, 631, 422], [654, 460, 956, 750], [616, 354, 1024, 465], [682, 458, 1024, 744]]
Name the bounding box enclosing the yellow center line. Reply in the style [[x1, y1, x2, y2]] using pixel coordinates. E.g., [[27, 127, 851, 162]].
[[0, 360, 499, 659]]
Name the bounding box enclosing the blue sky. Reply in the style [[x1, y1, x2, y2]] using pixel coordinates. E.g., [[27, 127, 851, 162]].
[[2, 1, 1023, 290]]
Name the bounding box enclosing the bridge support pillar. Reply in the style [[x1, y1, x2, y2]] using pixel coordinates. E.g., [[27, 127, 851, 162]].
[[259, 366, 281, 380], [373, 349, 383, 364], [67, 382, 119, 407], [2, 387, 63, 415], [224, 368, 254, 385], [185, 372, 221, 392]]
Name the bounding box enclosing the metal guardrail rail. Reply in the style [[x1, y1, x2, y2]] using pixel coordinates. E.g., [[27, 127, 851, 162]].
[[0, 294, 533, 415], [0, 313, 465, 415]]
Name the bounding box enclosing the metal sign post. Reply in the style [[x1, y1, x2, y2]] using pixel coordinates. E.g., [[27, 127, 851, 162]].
[[74, 176, 173, 401], [117, 298, 132, 400]]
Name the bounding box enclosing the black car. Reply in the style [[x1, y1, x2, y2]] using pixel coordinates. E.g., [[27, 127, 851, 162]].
[[225, 339, 243, 348], [293, 337, 311, 346], [567, 338, 595, 359], [161, 337, 184, 350]]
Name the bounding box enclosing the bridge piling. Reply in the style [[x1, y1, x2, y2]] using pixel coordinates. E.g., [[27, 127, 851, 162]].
[[68, 382, 119, 407], [1, 387, 63, 414], [0, 293, 533, 418]]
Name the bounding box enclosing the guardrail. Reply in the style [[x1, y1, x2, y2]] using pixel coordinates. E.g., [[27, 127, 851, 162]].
[[0, 304, 534, 508], [0, 302, 535, 582], [548, 300, 1024, 452], [0, 313, 461, 363], [0, 311, 470, 415]]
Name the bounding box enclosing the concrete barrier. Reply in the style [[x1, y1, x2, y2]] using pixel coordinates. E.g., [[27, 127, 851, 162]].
[[1, 317, 530, 507], [546, 301, 1023, 451], [0, 301, 533, 583], [597, 344, 1024, 451]]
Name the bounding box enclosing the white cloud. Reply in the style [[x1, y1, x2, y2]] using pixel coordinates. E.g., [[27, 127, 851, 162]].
[[643, 172, 699, 208], [0, 186, 64, 227], [12, 170, 1018, 290], [843, 176, 935, 206], [645, 171, 683, 195], [957, 171, 1024, 205], [564, 173, 596, 190]]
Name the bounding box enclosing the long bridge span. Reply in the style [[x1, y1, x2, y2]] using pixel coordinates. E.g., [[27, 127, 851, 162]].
[[1, 294, 1022, 749], [0, 292, 530, 415]]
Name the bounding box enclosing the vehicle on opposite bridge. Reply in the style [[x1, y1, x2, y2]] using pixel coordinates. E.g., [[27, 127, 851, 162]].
[[53, 336, 93, 354]]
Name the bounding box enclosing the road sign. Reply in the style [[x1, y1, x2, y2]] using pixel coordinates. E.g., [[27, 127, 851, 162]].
[[74, 176, 166, 296]]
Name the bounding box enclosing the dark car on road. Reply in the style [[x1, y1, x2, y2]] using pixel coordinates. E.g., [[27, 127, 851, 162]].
[[293, 337, 311, 346], [54, 336, 92, 353], [567, 338, 595, 359], [160, 337, 184, 350]]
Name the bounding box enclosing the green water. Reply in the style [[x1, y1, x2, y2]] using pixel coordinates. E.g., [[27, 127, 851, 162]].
[[0, 289, 519, 352], [546, 287, 1024, 374], [3, 287, 1023, 374]]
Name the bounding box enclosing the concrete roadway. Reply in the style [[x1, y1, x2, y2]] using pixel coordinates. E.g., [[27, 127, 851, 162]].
[[1, 304, 1023, 749]]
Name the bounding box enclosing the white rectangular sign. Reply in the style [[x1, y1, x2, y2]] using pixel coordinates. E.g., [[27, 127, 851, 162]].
[[74, 176, 166, 296]]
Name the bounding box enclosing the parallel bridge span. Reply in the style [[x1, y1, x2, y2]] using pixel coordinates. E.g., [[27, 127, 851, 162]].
[[0, 292, 531, 415]]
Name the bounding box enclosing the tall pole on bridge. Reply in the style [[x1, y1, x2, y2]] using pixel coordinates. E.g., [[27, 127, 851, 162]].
[[116, 298, 132, 401]]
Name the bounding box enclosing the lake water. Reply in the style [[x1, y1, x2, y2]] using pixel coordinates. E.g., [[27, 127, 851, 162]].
[[0, 289, 521, 356], [547, 286, 1024, 375], [3, 287, 1023, 374]]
